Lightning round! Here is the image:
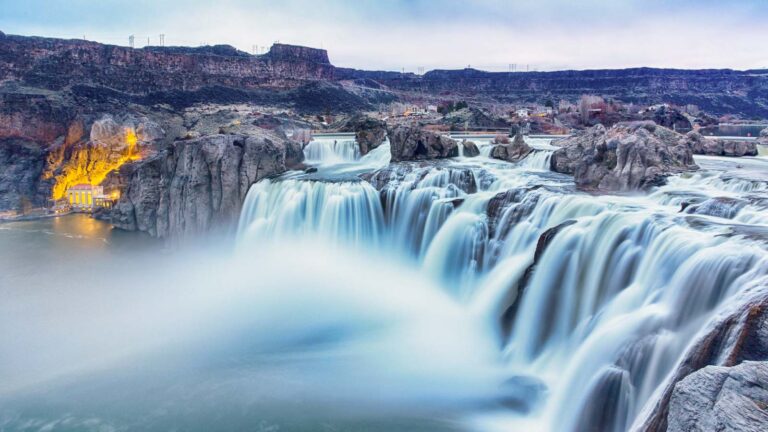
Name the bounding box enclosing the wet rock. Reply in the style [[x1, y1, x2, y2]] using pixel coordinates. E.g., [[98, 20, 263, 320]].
[[490, 130, 532, 162], [684, 197, 749, 219], [387, 125, 458, 162], [461, 139, 480, 157], [685, 131, 758, 157], [634, 280, 768, 432], [339, 114, 386, 155], [110, 132, 290, 239], [550, 121, 698, 191], [665, 361, 768, 432]]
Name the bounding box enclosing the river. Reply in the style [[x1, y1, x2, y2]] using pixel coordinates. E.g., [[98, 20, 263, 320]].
[[1, 135, 767, 431]]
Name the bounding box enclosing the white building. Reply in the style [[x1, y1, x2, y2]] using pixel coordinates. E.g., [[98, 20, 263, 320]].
[[66, 184, 114, 210]]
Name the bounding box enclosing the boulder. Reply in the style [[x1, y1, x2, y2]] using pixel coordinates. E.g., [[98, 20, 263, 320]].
[[109, 131, 289, 239], [685, 131, 758, 157], [387, 125, 458, 162], [758, 128, 768, 146], [461, 139, 480, 157], [340, 114, 387, 155], [550, 121, 698, 191], [665, 361, 768, 432], [491, 130, 532, 162], [642, 105, 692, 131]]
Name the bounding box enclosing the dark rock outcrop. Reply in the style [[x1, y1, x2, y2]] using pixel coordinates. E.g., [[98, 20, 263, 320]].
[[665, 361, 768, 432], [340, 114, 387, 155], [490, 131, 532, 162], [0, 139, 47, 211], [110, 132, 289, 239], [461, 140, 480, 157], [642, 105, 692, 131], [685, 131, 758, 157], [550, 122, 698, 191], [387, 125, 458, 162]]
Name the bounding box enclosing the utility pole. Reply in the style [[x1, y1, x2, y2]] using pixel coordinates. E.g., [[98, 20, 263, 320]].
[[252, 44, 256, 54], [159, 34, 165, 46], [147, 37, 150, 46], [129, 35, 135, 48]]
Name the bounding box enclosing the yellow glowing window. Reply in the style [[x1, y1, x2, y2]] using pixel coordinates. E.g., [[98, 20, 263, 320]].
[[75, 193, 80, 204], [69, 193, 74, 204], [87, 193, 92, 205]]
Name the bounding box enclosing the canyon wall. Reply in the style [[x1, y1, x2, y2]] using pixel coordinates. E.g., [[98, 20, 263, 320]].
[[339, 67, 768, 118]]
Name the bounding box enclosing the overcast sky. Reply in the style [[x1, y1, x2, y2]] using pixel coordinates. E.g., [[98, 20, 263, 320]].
[[2, 0, 767, 72]]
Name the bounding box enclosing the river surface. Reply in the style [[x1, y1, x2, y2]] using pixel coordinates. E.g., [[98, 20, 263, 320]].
[[1, 135, 767, 431]]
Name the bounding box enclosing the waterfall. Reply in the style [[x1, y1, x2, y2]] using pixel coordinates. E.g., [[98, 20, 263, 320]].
[[235, 133, 768, 432], [303, 136, 360, 164], [238, 178, 384, 247], [518, 150, 553, 170]]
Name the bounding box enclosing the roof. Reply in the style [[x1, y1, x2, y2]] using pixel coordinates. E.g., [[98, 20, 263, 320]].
[[69, 184, 95, 190]]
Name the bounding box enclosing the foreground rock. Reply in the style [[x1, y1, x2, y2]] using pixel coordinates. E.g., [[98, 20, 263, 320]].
[[490, 131, 532, 162], [387, 125, 458, 162], [461, 140, 480, 157], [110, 132, 294, 239], [634, 279, 768, 431], [339, 114, 387, 155], [665, 361, 768, 432], [685, 131, 758, 157], [550, 122, 698, 191]]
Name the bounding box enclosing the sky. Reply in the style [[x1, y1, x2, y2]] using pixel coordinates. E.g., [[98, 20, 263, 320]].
[[1, 0, 767, 72]]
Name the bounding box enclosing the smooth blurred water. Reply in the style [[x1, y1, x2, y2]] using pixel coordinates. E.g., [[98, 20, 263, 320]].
[[1, 135, 767, 432]]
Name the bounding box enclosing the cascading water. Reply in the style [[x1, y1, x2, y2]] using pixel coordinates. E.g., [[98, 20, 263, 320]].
[[3, 134, 765, 432], [236, 133, 768, 431], [302, 135, 360, 164]]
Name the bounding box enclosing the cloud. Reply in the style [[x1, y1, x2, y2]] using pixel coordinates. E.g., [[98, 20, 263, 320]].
[[1, 0, 766, 71]]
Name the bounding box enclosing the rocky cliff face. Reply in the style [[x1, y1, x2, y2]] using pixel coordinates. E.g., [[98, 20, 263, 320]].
[[550, 122, 698, 191], [4, 33, 768, 118], [110, 132, 298, 239], [0, 36, 334, 94]]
